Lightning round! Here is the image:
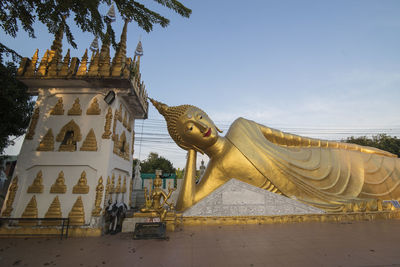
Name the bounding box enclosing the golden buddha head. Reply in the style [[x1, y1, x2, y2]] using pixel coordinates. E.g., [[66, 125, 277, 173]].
[[149, 98, 220, 154]]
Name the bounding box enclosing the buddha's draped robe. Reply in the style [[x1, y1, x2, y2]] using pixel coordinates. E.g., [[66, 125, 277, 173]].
[[225, 118, 400, 212]]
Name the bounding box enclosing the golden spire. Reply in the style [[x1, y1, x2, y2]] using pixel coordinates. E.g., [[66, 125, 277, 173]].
[[88, 50, 100, 77], [92, 176, 104, 217], [122, 57, 131, 78], [99, 33, 111, 77], [36, 49, 49, 76], [133, 40, 143, 73], [50, 20, 64, 61], [59, 49, 70, 77], [25, 49, 39, 76], [117, 19, 128, 61], [76, 49, 88, 76], [47, 21, 64, 77], [111, 19, 128, 76]]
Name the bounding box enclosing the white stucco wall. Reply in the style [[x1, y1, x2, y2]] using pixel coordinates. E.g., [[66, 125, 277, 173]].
[[2, 88, 135, 226]]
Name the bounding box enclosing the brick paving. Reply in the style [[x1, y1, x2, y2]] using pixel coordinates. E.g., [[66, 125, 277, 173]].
[[0, 220, 400, 267]]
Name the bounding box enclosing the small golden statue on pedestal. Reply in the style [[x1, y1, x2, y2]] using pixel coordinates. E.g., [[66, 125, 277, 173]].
[[140, 174, 175, 221]]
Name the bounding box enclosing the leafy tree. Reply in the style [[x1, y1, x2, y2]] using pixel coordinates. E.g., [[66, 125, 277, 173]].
[[139, 152, 176, 174], [0, 61, 34, 153], [344, 134, 400, 157], [0, 0, 191, 153], [1, 0, 191, 53]]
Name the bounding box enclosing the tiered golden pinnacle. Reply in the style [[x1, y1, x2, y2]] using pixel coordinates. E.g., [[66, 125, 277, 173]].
[[69, 196, 85, 225], [80, 129, 98, 151], [102, 107, 113, 139], [92, 177, 104, 217], [36, 129, 55, 151], [26, 107, 40, 139], [43, 196, 63, 225], [20, 195, 38, 225], [2, 177, 18, 217], [16, 20, 148, 100]]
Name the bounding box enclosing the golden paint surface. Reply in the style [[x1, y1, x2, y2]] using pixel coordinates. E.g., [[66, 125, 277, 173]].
[[150, 99, 400, 213]]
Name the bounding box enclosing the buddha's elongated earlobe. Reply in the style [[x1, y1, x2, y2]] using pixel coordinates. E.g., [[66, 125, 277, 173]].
[[216, 126, 223, 133]]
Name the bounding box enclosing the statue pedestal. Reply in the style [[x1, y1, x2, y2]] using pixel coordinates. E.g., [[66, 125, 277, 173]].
[[183, 179, 325, 217], [121, 211, 177, 232], [164, 211, 177, 231], [121, 212, 158, 233]]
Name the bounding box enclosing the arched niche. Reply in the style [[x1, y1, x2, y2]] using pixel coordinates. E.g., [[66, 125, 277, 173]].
[[56, 119, 82, 151]]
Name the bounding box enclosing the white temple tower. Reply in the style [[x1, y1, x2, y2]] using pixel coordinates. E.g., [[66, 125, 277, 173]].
[[0, 21, 148, 236]]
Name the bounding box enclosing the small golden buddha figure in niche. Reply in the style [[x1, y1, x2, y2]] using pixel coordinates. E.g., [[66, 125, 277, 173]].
[[59, 130, 76, 151], [57, 120, 82, 151], [150, 98, 400, 213], [140, 175, 175, 220]]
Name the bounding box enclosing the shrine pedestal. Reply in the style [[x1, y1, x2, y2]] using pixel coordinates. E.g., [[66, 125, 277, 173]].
[[121, 212, 157, 233], [121, 211, 177, 232]]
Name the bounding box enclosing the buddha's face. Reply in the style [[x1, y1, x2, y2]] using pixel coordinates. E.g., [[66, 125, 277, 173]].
[[176, 107, 219, 151]]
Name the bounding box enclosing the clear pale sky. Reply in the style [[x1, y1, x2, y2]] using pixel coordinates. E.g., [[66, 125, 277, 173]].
[[2, 0, 400, 169]]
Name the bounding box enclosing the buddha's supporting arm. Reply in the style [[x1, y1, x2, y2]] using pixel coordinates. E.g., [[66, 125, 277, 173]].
[[176, 149, 197, 211]]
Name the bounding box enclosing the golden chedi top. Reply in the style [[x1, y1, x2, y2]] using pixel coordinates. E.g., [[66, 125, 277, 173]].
[[16, 20, 148, 118], [150, 98, 400, 213]]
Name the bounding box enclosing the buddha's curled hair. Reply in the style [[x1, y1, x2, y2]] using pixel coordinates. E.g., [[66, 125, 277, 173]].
[[149, 98, 206, 153]]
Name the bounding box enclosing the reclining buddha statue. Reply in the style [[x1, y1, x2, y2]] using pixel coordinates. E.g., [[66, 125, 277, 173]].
[[149, 98, 400, 213]]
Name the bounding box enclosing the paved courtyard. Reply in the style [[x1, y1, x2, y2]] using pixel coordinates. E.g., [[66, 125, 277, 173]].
[[0, 220, 399, 267]]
